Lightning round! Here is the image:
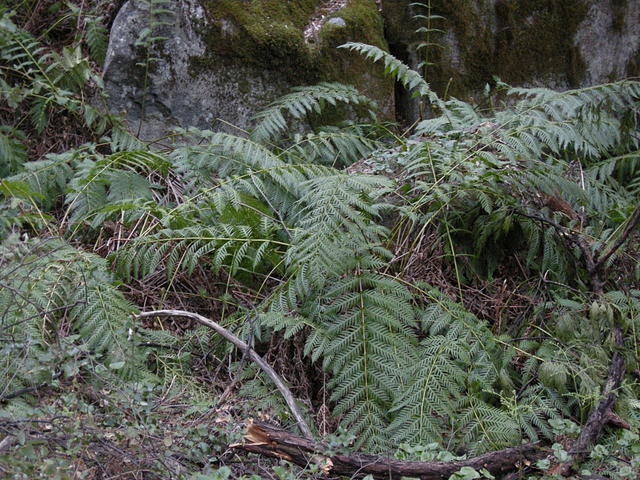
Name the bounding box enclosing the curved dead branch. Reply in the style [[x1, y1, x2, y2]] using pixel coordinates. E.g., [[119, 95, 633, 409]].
[[136, 309, 314, 440]]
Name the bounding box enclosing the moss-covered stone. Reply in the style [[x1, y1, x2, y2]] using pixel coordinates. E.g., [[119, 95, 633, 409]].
[[610, 0, 628, 32], [190, 0, 395, 118], [318, 0, 387, 49], [191, 1, 319, 75], [428, 0, 495, 99], [316, 0, 395, 117], [425, 0, 588, 98], [383, 0, 589, 101], [627, 50, 640, 78], [492, 0, 588, 87]]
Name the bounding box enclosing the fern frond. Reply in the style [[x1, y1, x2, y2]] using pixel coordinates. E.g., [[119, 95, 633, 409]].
[[64, 150, 170, 227], [251, 82, 376, 144], [339, 42, 441, 106], [0, 126, 28, 177], [286, 128, 382, 167], [113, 223, 285, 281], [0, 238, 143, 391], [84, 15, 108, 66]]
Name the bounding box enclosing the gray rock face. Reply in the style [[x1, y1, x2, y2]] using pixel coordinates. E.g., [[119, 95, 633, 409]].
[[104, 0, 293, 141], [576, 0, 640, 85], [104, 0, 639, 137]]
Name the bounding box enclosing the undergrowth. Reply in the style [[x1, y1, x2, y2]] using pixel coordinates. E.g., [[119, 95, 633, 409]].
[[1, 2, 639, 480]]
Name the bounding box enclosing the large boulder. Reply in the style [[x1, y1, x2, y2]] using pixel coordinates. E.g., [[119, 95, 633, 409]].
[[382, 0, 640, 98], [104, 0, 640, 136], [103, 0, 394, 141]]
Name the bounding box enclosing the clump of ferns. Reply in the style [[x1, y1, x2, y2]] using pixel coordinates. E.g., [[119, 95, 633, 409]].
[[3, 22, 640, 457], [0, 8, 142, 169]]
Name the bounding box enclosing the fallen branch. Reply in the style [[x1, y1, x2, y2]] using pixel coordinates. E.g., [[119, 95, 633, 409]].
[[136, 309, 314, 440], [515, 206, 639, 475], [232, 420, 545, 480], [549, 325, 625, 475]]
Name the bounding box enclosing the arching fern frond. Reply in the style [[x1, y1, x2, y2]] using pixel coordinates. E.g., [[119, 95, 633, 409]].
[[339, 42, 442, 107], [64, 150, 170, 228], [0, 238, 143, 391], [113, 223, 286, 282], [250, 82, 376, 144], [285, 128, 382, 167]]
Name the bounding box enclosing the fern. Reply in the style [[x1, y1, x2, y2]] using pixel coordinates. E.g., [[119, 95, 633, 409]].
[[84, 14, 108, 66], [0, 238, 140, 393], [339, 42, 442, 107], [251, 82, 377, 144], [64, 150, 170, 229], [387, 333, 466, 445], [1, 25, 638, 464], [286, 127, 383, 167], [0, 11, 98, 133], [114, 223, 285, 281], [0, 126, 27, 177]]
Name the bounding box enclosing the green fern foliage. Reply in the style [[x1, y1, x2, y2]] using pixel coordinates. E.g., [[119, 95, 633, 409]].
[[250, 82, 377, 144], [1, 14, 92, 132], [0, 126, 27, 177], [0, 238, 139, 392], [339, 42, 441, 106], [2, 12, 640, 469]]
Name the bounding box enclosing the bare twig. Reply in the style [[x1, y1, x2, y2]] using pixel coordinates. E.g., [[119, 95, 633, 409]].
[[136, 309, 314, 440]]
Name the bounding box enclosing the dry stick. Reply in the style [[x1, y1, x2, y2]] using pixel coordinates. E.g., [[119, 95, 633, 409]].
[[136, 309, 314, 440]]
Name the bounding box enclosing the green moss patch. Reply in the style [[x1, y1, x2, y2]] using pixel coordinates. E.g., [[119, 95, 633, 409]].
[[423, 0, 588, 99], [195, 0, 319, 73], [190, 0, 394, 117], [493, 0, 587, 87]]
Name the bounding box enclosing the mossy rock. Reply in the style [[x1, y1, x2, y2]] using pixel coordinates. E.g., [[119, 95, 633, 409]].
[[492, 0, 588, 87], [426, 0, 588, 98], [381, 0, 629, 104], [197, 0, 319, 73], [315, 0, 395, 117], [104, 0, 395, 140], [194, 0, 395, 118]]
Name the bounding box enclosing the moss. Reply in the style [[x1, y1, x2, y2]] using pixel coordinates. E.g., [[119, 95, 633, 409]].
[[209, 0, 320, 31], [426, 0, 495, 99], [189, 0, 394, 118], [626, 51, 640, 79], [492, 0, 588, 87], [315, 0, 395, 118], [420, 0, 588, 100], [611, 0, 628, 32], [191, 0, 320, 75], [317, 0, 387, 50]]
